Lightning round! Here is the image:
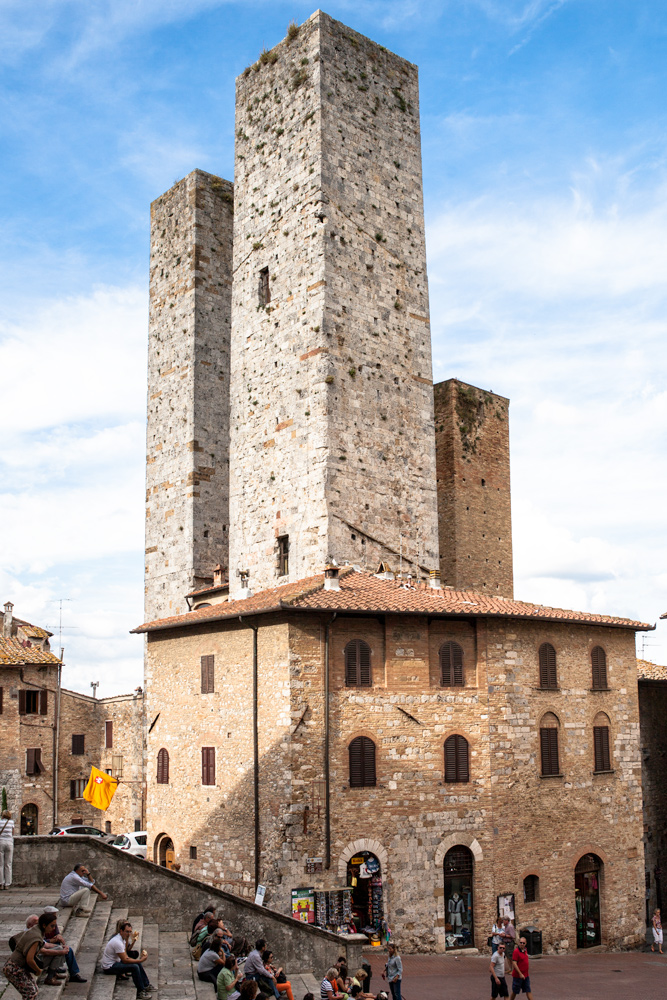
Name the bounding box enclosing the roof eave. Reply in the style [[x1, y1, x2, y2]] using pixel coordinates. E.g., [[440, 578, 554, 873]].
[[132, 603, 284, 635]]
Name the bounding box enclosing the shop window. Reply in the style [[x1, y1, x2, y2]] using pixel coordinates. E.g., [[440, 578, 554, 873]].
[[538, 643, 557, 689], [439, 642, 464, 686], [347, 851, 383, 930], [26, 748, 44, 776], [259, 266, 271, 306], [20, 803, 38, 836], [201, 654, 215, 694], [540, 713, 560, 776], [72, 734, 85, 755], [278, 535, 289, 577], [575, 853, 602, 948], [444, 734, 469, 783], [70, 779, 86, 799], [345, 639, 371, 687], [202, 746, 216, 785], [157, 748, 169, 784], [348, 736, 376, 787], [523, 874, 539, 903], [591, 646, 607, 689], [444, 846, 474, 949], [593, 714, 611, 772], [19, 689, 47, 715]]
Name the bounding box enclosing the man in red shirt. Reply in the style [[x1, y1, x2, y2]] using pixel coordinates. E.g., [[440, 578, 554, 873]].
[[509, 937, 534, 999]]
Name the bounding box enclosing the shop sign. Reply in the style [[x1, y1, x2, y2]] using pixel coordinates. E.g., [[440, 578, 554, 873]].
[[350, 855, 365, 865], [291, 886, 315, 923], [306, 857, 323, 874]]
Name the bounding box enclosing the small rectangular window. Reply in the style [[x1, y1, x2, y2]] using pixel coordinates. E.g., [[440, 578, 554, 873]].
[[26, 748, 44, 776], [134, 818, 142, 832], [259, 266, 271, 306], [278, 535, 289, 577], [202, 746, 216, 785], [70, 778, 86, 799], [201, 655, 215, 694], [105, 821, 111, 834], [105, 721, 113, 748], [72, 734, 85, 755], [21, 690, 38, 714], [190, 845, 198, 860], [111, 754, 124, 778]]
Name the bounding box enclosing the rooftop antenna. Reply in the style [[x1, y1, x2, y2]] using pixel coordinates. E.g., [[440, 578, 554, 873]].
[[48, 598, 76, 659], [640, 635, 658, 660], [90, 681, 99, 699]]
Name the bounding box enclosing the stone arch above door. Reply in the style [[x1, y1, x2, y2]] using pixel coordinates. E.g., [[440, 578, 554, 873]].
[[435, 833, 483, 868], [337, 838, 388, 880]]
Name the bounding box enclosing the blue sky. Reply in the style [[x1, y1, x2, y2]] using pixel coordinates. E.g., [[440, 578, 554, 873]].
[[1, 0, 666, 694]]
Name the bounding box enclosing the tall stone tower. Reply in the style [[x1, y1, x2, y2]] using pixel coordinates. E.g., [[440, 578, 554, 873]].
[[145, 170, 233, 620], [228, 11, 439, 595], [434, 379, 513, 596]]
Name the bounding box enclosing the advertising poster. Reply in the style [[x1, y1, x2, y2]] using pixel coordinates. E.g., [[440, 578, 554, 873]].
[[497, 893, 515, 921], [291, 886, 315, 923]]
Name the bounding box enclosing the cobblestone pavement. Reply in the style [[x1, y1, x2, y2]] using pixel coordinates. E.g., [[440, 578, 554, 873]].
[[361, 949, 667, 1000]]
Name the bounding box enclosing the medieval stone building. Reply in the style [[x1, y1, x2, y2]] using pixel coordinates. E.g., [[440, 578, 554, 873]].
[[136, 10, 652, 954]]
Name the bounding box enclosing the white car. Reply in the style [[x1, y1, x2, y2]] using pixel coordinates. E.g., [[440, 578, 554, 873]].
[[111, 831, 147, 858]]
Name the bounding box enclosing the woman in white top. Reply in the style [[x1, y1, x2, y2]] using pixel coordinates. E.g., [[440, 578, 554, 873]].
[[0, 810, 15, 889]]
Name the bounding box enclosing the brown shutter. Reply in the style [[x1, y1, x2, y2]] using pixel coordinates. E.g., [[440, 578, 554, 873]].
[[349, 736, 375, 787], [345, 643, 357, 685], [539, 644, 557, 688], [39, 689, 48, 715], [35, 749, 44, 773], [157, 748, 169, 784], [26, 748, 35, 774], [594, 726, 610, 772], [444, 735, 469, 782], [70, 780, 76, 800], [105, 721, 113, 748], [201, 655, 214, 694], [540, 727, 559, 775], [591, 647, 607, 689], [202, 747, 215, 785], [345, 641, 371, 687], [18, 690, 26, 715], [440, 643, 464, 686], [362, 737, 376, 786], [72, 734, 85, 755]]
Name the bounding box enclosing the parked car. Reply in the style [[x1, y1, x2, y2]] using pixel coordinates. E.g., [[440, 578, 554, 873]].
[[49, 824, 115, 843], [111, 831, 147, 858]]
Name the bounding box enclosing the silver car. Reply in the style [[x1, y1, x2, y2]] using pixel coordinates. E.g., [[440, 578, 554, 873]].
[[111, 831, 148, 858]]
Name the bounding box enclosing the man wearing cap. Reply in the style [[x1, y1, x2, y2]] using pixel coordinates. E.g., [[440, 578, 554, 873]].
[[40, 906, 87, 984]]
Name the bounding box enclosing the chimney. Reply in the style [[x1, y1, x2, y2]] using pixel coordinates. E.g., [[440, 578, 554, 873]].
[[324, 565, 340, 591], [213, 564, 224, 587], [429, 569, 441, 590], [3, 601, 14, 638], [237, 569, 252, 601]]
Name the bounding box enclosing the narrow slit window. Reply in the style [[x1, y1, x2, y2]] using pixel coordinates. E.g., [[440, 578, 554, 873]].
[[278, 535, 289, 577], [259, 266, 271, 306]]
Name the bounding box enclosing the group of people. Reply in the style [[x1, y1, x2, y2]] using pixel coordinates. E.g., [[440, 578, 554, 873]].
[[2, 862, 157, 999], [489, 920, 534, 1000], [319, 947, 399, 1000]]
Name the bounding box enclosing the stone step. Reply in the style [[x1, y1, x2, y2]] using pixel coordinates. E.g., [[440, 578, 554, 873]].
[[86, 907, 128, 1000], [160, 931, 197, 999], [63, 898, 114, 999]]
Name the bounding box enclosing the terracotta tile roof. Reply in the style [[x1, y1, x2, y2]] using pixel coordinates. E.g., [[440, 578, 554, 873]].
[[186, 582, 229, 598], [0, 637, 62, 666], [637, 659, 667, 681], [133, 568, 653, 634], [13, 618, 52, 639]]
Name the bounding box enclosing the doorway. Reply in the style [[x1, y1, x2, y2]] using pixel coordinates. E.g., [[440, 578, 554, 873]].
[[575, 853, 602, 948], [155, 833, 175, 868], [346, 851, 383, 932], [20, 803, 38, 836], [444, 846, 474, 948]]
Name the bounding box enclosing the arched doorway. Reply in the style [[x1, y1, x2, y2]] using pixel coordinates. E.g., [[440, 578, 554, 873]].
[[575, 853, 602, 948], [346, 850, 383, 932], [154, 833, 175, 868], [20, 803, 38, 836], [444, 846, 474, 948]]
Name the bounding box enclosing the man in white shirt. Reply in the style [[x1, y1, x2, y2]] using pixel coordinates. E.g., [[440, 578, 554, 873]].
[[489, 942, 509, 998], [101, 920, 155, 999], [57, 863, 108, 916]]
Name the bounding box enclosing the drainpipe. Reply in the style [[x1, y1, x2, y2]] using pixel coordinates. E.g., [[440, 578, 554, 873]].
[[240, 616, 260, 890], [324, 613, 336, 869]]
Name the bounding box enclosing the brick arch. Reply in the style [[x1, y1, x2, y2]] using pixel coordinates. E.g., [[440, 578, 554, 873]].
[[569, 845, 609, 869], [434, 833, 483, 867], [345, 730, 379, 748], [337, 838, 388, 880]]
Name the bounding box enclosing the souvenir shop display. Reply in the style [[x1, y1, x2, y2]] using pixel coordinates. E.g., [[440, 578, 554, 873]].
[[346, 851, 384, 933], [313, 888, 352, 931]]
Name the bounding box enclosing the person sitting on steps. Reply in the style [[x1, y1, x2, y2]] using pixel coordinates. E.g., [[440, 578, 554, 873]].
[[3, 912, 58, 999], [101, 919, 156, 999], [57, 863, 107, 916], [198, 937, 226, 987]]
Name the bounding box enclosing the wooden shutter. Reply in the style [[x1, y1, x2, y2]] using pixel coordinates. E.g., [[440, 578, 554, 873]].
[[591, 647, 607, 689], [34, 749, 44, 773], [18, 690, 26, 715], [70, 780, 76, 800], [105, 721, 113, 748], [157, 748, 169, 784], [39, 689, 48, 715], [594, 726, 610, 772], [540, 727, 559, 775], [26, 748, 35, 775], [201, 655, 214, 694], [202, 747, 215, 785], [539, 643, 557, 688], [345, 641, 371, 687], [72, 734, 85, 755], [440, 643, 464, 686], [349, 736, 376, 787], [444, 735, 469, 782]]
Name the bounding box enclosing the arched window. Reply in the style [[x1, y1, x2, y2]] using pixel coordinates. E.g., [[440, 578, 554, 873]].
[[540, 712, 560, 776], [345, 639, 371, 687], [20, 803, 38, 836], [444, 734, 469, 783], [538, 643, 558, 689], [348, 736, 376, 787], [157, 748, 169, 784], [523, 874, 539, 903], [593, 713, 611, 773], [440, 642, 464, 686], [591, 647, 607, 690]]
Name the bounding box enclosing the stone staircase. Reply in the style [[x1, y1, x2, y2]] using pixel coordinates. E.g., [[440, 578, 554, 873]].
[[0, 888, 320, 1000]]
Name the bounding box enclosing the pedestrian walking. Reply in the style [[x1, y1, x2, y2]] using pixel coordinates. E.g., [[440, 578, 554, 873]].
[[509, 937, 534, 1000], [651, 909, 663, 954], [384, 943, 402, 1000], [0, 810, 14, 889], [489, 942, 508, 999]]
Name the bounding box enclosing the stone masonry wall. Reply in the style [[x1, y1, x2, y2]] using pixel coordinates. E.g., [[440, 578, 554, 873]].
[[638, 679, 667, 921], [146, 169, 233, 621], [143, 608, 644, 953], [228, 12, 439, 595], [434, 379, 513, 596]]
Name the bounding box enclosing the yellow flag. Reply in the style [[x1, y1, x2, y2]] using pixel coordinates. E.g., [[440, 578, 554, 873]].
[[83, 766, 118, 811]]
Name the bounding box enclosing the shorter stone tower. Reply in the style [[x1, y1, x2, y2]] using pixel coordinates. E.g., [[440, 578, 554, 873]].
[[145, 170, 233, 621], [434, 379, 513, 596]]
